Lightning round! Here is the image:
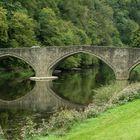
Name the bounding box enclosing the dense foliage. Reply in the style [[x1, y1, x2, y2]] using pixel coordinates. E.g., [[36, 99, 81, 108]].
[[0, 0, 139, 68], [0, 0, 139, 48]]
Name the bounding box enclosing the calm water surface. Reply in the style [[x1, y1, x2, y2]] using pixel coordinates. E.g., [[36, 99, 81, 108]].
[[0, 65, 115, 139], [53, 66, 114, 104]]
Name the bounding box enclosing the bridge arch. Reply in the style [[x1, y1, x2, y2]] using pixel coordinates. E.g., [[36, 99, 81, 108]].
[[48, 50, 116, 78], [0, 53, 36, 102], [129, 61, 140, 73], [0, 53, 36, 76], [128, 60, 140, 79]]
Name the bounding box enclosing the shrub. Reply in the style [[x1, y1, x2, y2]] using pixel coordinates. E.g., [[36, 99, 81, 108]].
[[23, 82, 140, 139]]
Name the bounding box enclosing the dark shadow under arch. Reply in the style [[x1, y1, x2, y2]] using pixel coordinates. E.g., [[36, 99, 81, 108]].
[[129, 61, 140, 82], [0, 54, 36, 101], [0, 54, 36, 75]]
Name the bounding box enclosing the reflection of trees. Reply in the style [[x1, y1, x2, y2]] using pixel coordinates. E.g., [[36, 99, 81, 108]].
[[0, 79, 35, 100], [53, 63, 115, 105], [95, 61, 115, 85], [0, 109, 34, 140]]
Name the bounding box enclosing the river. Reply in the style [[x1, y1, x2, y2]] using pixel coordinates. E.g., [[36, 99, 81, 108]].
[[0, 63, 129, 139]]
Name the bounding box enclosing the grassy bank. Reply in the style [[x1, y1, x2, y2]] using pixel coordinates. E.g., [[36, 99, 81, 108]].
[[40, 99, 140, 140], [20, 81, 140, 140], [92, 81, 127, 104]]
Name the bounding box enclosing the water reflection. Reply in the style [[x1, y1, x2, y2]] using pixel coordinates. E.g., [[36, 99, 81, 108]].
[[0, 109, 51, 140], [0, 81, 82, 111], [53, 65, 115, 105], [53, 69, 98, 105], [0, 79, 35, 101], [0, 81, 82, 140], [0, 109, 32, 140], [0, 64, 115, 140]]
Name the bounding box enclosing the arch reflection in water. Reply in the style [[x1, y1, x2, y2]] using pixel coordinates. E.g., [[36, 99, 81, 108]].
[[0, 55, 35, 100], [52, 53, 115, 105], [0, 81, 82, 140], [0, 81, 82, 112], [0, 79, 35, 101]]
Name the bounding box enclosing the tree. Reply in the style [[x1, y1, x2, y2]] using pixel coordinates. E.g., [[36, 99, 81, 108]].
[[0, 7, 8, 47], [131, 29, 140, 47], [116, 14, 139, 45], [8, 11, 38, 48], [129, 0, 140, 24], [38, 8, 62, 45], [106, 0, 140, 46], [38, 7, 90, 46]]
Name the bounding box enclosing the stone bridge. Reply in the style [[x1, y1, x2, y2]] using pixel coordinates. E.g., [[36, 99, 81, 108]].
[[0, 45, 140, 80]]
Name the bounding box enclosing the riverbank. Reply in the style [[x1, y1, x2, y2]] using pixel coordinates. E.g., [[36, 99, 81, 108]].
[[47, 99, 140, 140], [21, 81, 140, 140]]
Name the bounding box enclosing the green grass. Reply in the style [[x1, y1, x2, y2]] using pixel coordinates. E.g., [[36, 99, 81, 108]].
[[37, 99, 140, 140]]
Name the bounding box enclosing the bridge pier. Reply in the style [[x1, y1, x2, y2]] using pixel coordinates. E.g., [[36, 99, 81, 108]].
[[113, 64, 130, 81], [30, 76, 58, 81], [30, 53, 57, 81], [115, 72, 129, 81], [31, 68, 57, 81]]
